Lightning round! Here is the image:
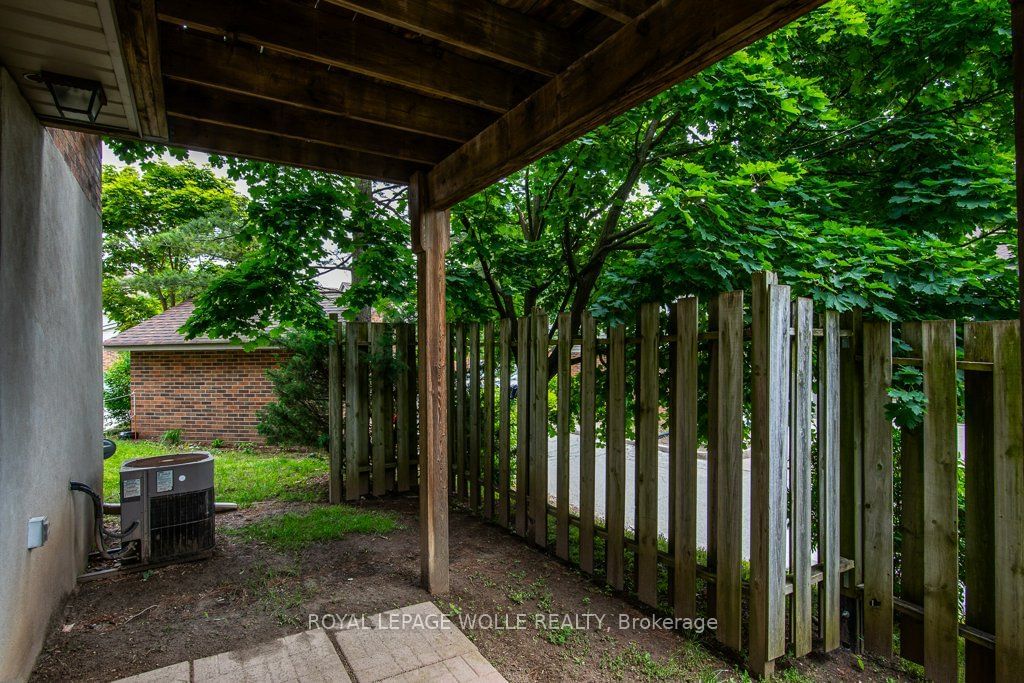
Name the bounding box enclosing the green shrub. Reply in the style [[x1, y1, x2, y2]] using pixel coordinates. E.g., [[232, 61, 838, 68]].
[[161, 429, 182, 446], [210, 438, 224, 449], [103, 352, 131, 426], [257, 332, 331, 448]]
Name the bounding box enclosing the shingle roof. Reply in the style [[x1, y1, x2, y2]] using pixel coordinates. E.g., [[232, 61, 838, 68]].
[[104, 290, 346, 349]]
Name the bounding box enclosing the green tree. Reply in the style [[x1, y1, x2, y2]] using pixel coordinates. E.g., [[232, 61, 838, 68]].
[[102, 161, 248, 330]]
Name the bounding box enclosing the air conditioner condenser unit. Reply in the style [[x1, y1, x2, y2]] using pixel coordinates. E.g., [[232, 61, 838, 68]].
[[119, 452, 216, 564]]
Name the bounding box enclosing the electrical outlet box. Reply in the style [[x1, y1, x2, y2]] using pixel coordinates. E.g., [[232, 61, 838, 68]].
[[27, 516, 49, 549]]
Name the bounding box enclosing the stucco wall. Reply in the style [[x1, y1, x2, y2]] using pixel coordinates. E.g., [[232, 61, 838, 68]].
[[0, 69, 102, 680], [130, 349, 288, 444]]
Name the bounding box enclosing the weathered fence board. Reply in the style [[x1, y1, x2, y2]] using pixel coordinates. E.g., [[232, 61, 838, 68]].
[[345, 322, 369, 500], [469, 324, 481, 511], [919, 321, 959, 682], [635, 303, 660, 607], [964, 322, 995, 682], [991, 321, 1024, 682], [578, 311, 597, 575], [530, 310, 548, 548], [791, 297, 813, 658], [515, 316, 530, 538], [606, 323, 626, 590], [498, 319, 512, 527], [556, 312, 572, 561], [396, 324, 414, 493], [899, 323, 925, 665], [455, 325, 467, 502], [370, 323, 388, 497], [715, 290, 744, 652], [749, 277, 790, 676], [818, 310, 841, 652], [484, 322, 495, 520], [670, 297, 697, 619], [862, 320, 893, 656], [329, 317, 343, 504]]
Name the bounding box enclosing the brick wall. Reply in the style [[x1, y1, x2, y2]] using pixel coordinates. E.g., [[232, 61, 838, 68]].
[[129, 348, 289, 444], [44, 127, 101, 212]]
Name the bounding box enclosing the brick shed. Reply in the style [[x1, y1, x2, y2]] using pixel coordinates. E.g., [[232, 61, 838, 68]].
[[104, 297, 341, 444]]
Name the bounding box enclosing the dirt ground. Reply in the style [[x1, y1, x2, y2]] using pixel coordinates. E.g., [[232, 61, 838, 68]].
[[32, 497, 912, 682]]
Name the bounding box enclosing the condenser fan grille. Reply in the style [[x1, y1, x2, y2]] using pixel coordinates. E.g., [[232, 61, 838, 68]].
[[148, 489, 215, 562]]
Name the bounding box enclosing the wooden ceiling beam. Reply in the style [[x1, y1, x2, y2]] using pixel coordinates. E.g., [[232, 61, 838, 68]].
[[427, 0, 827, 209], [569, 0, 650, 24], [320, 0, 588, 76], [164, 80, 458, 165], [112, 0, 168, 140], [156, 0, 540, 112], [160, 27, 496, 143], [166, 116, 429, 183]]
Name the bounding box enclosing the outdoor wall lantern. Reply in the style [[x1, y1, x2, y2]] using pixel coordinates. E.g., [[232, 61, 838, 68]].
[[26, 71, 107, 123]]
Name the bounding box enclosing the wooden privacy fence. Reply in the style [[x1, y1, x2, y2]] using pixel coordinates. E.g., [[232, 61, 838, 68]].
[[327, 321, 418, 502], [445, 273, 845, 677], [325, 275, 1024, 681], [850, 318, 1024, 683]]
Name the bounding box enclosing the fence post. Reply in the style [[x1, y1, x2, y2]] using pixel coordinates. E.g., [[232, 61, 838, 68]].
[[329, 315, 343, 504], [818, 310, 841, 652], [861, 320, 893, 657], [370, 323, 388, 496], [715, 290, 744, 653], [991, 321, 1023, 682], [670, 297, 698, 620], [749, 273, 790, 677], [964, 323, 995, 682]]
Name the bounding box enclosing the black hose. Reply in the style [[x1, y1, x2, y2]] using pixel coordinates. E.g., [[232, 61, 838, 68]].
[[69, 482, 137, 559]]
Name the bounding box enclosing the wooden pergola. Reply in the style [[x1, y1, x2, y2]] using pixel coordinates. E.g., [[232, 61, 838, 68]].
[[13, 0, 1022, 599]]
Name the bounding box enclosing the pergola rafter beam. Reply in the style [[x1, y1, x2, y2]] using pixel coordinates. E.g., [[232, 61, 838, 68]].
[[166, 116, 429, 183], [164, 80, 457, 165], [321, 0, 589, 76], [159, 27, 496, 143], [427, 0, 828, 209], [569, 0, 650, 24], [156, 0, 540, 113]]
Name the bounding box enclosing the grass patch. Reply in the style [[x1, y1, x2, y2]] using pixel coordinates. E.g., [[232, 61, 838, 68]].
[[228, 505, 399, 551], [103, 440, 327, 507]]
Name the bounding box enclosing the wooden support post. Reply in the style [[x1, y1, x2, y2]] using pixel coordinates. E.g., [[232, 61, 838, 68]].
[[964, 323, 995, 682], [329, 315, 344, 504], [818, 310, 841, 652], [515, 315, 531, 538], [579, 311, 597, 574], [484, 322, 495, 520], [715, 290, 744, 653], [498, 318, 512, 528], [410, 172, 449, 595], [862, 321, 893, 657], [530, 309, 549, 548], [670, 297, 698, 619], [636, 303, 660, 607], [791, 298, 814, 657], [991, 321, 1024, 682], [606, 323, 627, 590], [749, 274, 789, 677], [556, 312, 572, 560]]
